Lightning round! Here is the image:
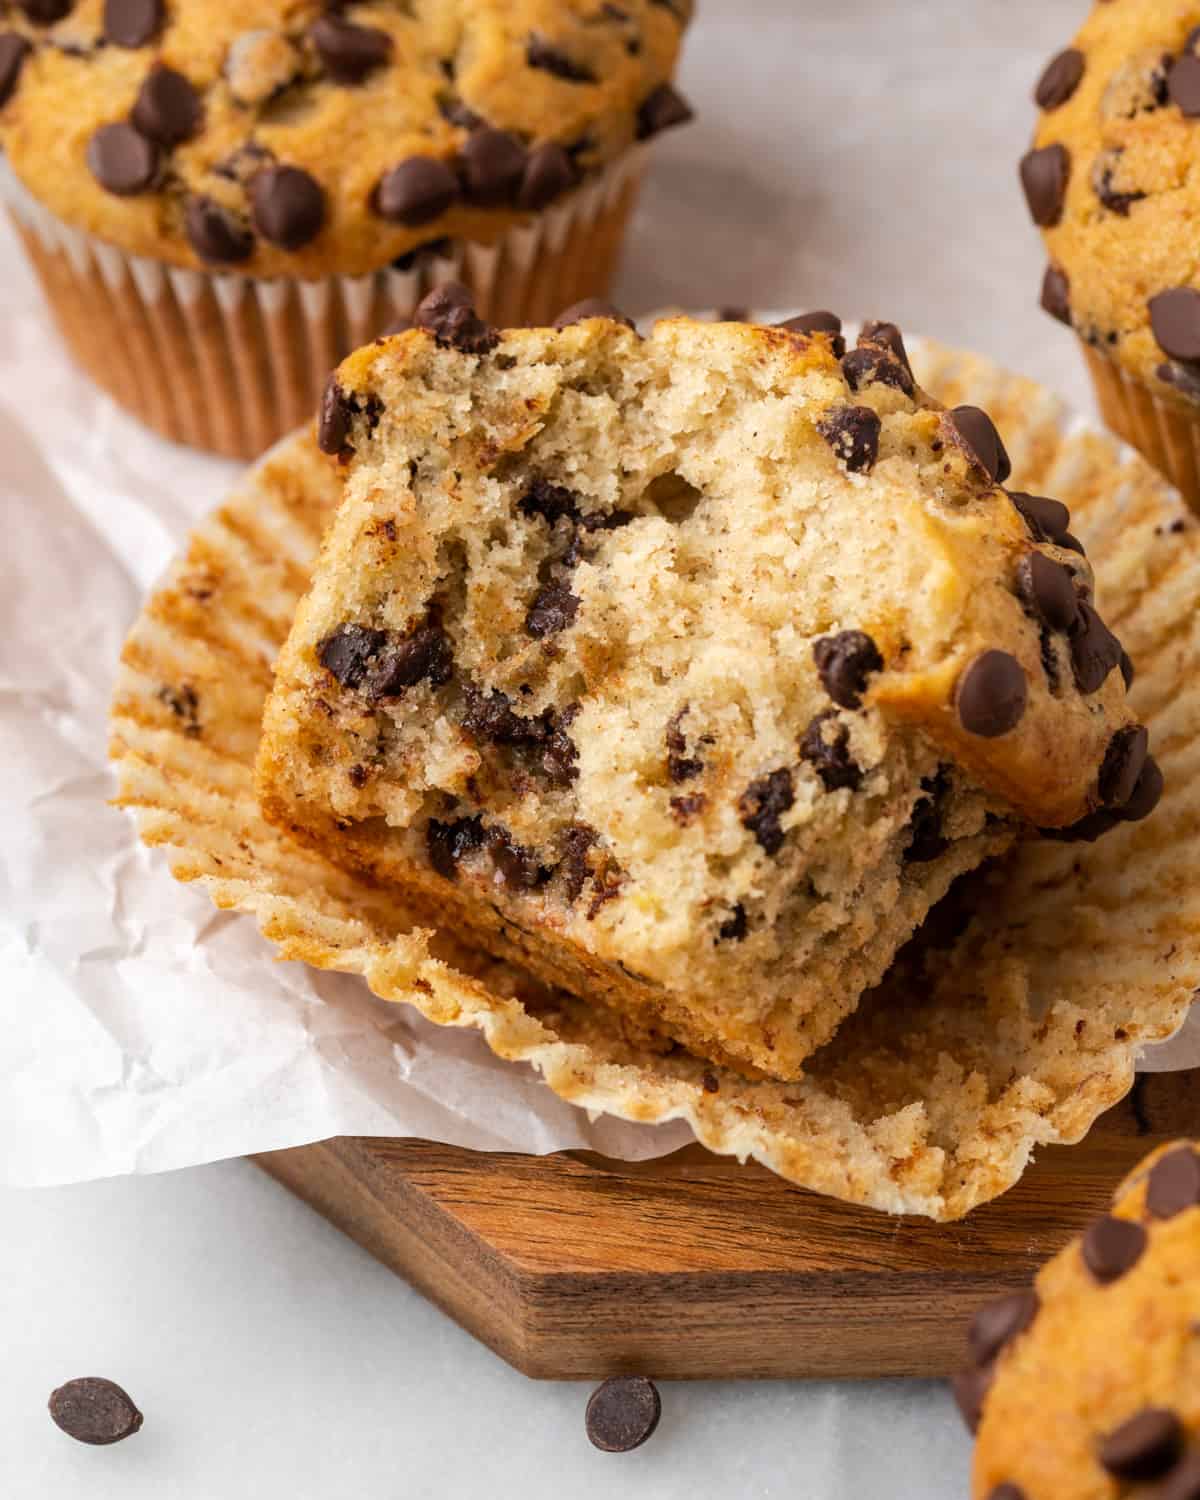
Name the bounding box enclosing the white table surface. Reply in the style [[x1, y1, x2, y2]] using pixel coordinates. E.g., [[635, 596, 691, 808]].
[[4, 1, 1094, 1494]]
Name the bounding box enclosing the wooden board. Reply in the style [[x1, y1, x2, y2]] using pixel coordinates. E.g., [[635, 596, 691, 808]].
[[254, 1071, 1197, 1381]]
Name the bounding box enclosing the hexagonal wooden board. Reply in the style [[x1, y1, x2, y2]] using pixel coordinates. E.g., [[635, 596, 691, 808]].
[[254, 1071, 1197, 1381]]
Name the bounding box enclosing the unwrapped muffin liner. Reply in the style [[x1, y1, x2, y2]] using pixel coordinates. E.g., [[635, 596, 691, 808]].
[[1082, 342, 1200, 516], [0, 149, 646, 461], [108, 337, 1200, 1221]]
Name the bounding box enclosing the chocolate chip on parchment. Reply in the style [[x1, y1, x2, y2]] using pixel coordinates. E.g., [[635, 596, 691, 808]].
[[517, 141, 576, 210], [15, 0, 73, 20], [1150, 287, 1200, 362], [1016, 552, 1079, 633], [364, 623, 454, 698], [103, 0, 162, 47], [636, 82, 692, 139], [1070, 601, 1122, 694], [951, 1363, 994, 1435], [527, 33, 596, 83], [1019, 143, 1069, 227], [777, 310, 846, 357], [132, 66, 203, 146], [310, 14, 392, 84], [87, 123, 159, 195], [1169, 53, 1200, 116], [1036, 48, 1084, 110], [554, 298, 635, 329], [800, 710, 862, 791], [459, 127, 527, 206], [413, 281, 499, 355], [426, 815, 485, 880], [1081, 1214, 1146, 1283], [957, 651, 1027, 738], [1099, 724, 1149, 808], [1041, 264, 1072, 325], [1146, 1145, 1200, 1219], [943, 405, 1011, 484], [1099, 1408, 1184, 1481], [0, 33, 31, 108], [48, 1378, 143, 1445], [813, 630, 882, 709], [184, 195, 254, 264], [967, 1290, 1039, 1368], [317, 623, 386, 687], [376, 156, 460, 225], [817, 404, 881, 473], [738, 768, 794, 855], [525, 580, 580, 638], [585, 1376, 662, 1453], [251, 166, 324, 251]]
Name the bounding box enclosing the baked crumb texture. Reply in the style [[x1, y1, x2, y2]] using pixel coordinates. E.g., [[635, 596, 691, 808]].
[[256, 302, 1154, 1082]]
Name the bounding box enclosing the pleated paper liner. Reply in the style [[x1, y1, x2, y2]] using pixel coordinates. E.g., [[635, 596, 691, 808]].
[[1, 149, 644, 463], [108, 338, 1200, 1221]]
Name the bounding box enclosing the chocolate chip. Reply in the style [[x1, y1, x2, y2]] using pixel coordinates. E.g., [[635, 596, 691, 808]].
[[0, 32, 31, 108], [184, 195, 254, 264], [1008, 492, 1077, 552], [816, 404, 881, 473], [800, 710, 862, 791], [701, 1067, 721, 1089], [15, 0, 73, 20], [1119, 756, 1163, 822], [1099, 1408, 1184, 1481], [842, 344, 914, 397], [426, 815, 485, 879], [987, 1488, 1027, 1500], [316, 380, 381, 460], [1041, 264, 1071, 325], [1158, 361, 1200, 401], [459, 127, 527, 207], [1016, 552, 1079, 633], [1036, 48, 1084, 110], [777, 310, 846, 357], [905, 769, 951, 863], [944, 406, 1011, 484], [460, 689, 579, 785], [487, 827, 546, 889], [559, 823, 597, 901], [585, 1376, 661, 1453], [738, 768, 794, 855], [716, 904, 746, 942], [1081, 1214, 1146, 1283], [413, 282, 499, 355], [132, 66, 203, 146], [951, 1364, 994, 1434], [527, 34, 595, 83], [364, 624, 454, 698], [525, 581, 580, 638], [1169, 53, 1200, 116], [957, 651, 1027, 737], [813, 630, 883, 709], [103, 0, 162, 47], [554, 298, 635, 329], [1092, 148, 1146, 216], [1099, 724, 1149, 807], [1070, 602, 1122, 694], [310, 14, 392, 84], [1150, 287, 1200, 362], [439, 94, 482, 130], [859, 319, 913, 376], [317, 623, 386, 687], [251, 165, 325, 250], [666, 707, 704, 782], [519, 477, 581, 524], [1119, 648, 1135, 689], [376, 157, 460, 226], [86, 123, 158, 196], [670, 792, 707, 825], [48, 1378, 143, 1445], [1146, 1145, 1200, 1218], [1156, 1454, 1200, 1500], [1019, 143, 1070, 227], [967, 1290, 1039, 1368], [517, 141, 576, 211], [636, 83, 693, 139]]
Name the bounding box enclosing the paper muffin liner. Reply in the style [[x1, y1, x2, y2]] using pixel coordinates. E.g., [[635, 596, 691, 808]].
[[108, 337, 1200, 1222], [1081, 342, 1200, 516], [0, 149, 645, 462]]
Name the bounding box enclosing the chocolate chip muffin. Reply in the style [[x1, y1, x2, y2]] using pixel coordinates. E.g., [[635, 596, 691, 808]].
[[1023, 2, 1200, 510], [957, 1140, 1200, 1500], [0, 0, 693, 458], [254, 295, 1158, 1082]]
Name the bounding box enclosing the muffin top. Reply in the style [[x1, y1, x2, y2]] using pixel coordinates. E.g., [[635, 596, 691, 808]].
[[0, 0, 693, 278], [1023, 0, 1200, 408]]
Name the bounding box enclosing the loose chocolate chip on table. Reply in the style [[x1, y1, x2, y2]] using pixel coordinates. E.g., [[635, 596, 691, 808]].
[[951, 1363, 994, 1435], [1070, 601, 1122, 694], [957, 651, 1027, 738], [103, 0, 163, 47], [87, 122, 158, 195], [1041, 264, 1072, 325], [527, 33, 596, 83], [585, 1376, 661, 1453], [777, 310, 846, 357], [1099, 1408, 1184, 1481], [132, 66, 203, 146], [413, 281, 499, 355], [1036, 47, 1085, 110], [1081, 1214, 1147, 1283], [0, 32, 30, 109], [376, 156, 460, 226], [517, 141, 576, 211], [251, 165, 325, 250], [1145, 1145, 1200, 1218], [426, 815, 485, 880], [738, 768, 794, 855], [813, 630, 882, 709], [966, 1290, 1039, 1368], [365, 624, 454, 698], [800, 710, 862, 791], [1150, 287, 1200, 362], [1016, 552, 1079, 633], [636, 82, 693, 139], [816, 404, 881, 473], [526, 580, 580, 638], [842, 344, 914, 397], [48, 1378, 143, 1445], [317, 623, 386, 687], [459, 127, 527, 207], [310, 14, 392, 84], [1169, 53, 1200, 116], [944, 405, 1011, 484], [554, 299, 635, 329], [1156, 1455, 1200, 1500], [1019, 143, 1070, 227], [184, 195, 254, 264], [1099, 724, 1149, 808]]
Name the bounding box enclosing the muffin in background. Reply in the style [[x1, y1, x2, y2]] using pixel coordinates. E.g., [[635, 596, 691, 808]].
[[0, 0, 694, 459], [1021, 2, 1200, 511]]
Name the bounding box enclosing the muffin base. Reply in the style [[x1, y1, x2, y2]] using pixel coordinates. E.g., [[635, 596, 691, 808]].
[[1082, 343, 1200, 514]]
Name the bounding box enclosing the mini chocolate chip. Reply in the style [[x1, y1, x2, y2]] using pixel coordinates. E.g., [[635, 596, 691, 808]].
[[364, 624, 454, 698], [944, 406, 1011, 484], [487, 826, 546, 889], [1017, 552, 1079, 633], [527, 34, 595, 83], [813, 630, 883, 709], [1119, 648, 1135, 689], [86, 123, 158, 195], [951, 1364, 994, 1435], [1092, 148, 1145, 216], [1146, 1145, 1200, 1218], [957, 651, 1027, 738], [1070, 602, 1122, 694], [132, 66, 203, 146], [413, 282, 499, 355], [526, 580, 579, 638], [554, 298, 635, 329], [842, 344, 914, 397], [716, 904, 746, 942], [519, 477, 582, 523], [1169, 53, 1200, 116], [636, 82, 693, 139], [1081, 1214, 1147, 1283], [1099, 725, 1149, 807], [376, 156, 460, 226], [1036, 48, 1085, 109], [427, 815, 485, 880], [517, 141, 576, 211], [1150, 287, 1200, 362], [816, 404, 881, 473], [585, 1376, 661, 1453], [103, 0, 162, 47], [0, 32, 31, 108], [738, 768, 794, 855], [1099, 1408, 1184, 1481], [15, 0, 73, 20], [1157, 1457, 1200, 1500], [184, 195, 254, 264], [1119, 756, 1163, 822], [967, 1290, 1038, 1368], [800, 710, 862, 791], [48, 1378, 143, 1445], [310, 14, 392, 84], [1020, 143, 1070, 227], [317, 623, 386, 687], [1041, 264, 1072, 325], [777, 310, 846, 358], [459, 127, 527, 207], [252, 166, 325, 250]]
